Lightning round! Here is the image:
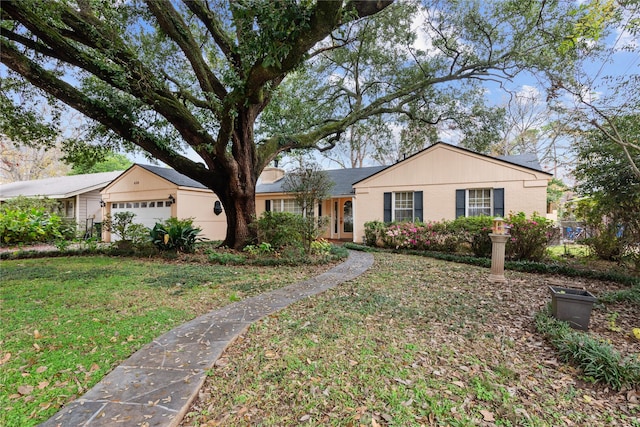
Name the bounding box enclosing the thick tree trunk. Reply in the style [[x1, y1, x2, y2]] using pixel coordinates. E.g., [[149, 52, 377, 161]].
[[219, 188, 256, 249], [218, 106, 261, 250]]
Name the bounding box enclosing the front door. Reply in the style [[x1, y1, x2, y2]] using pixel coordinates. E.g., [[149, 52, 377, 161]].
[[332, 198, 353, 240]]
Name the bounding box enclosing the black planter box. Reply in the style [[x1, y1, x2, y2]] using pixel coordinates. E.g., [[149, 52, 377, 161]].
[[549, 286, 597, 331]]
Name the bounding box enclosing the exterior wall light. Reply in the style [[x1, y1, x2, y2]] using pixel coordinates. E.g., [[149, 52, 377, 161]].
[[99, 200, 106, 207], [213, 200, 223, 216], [167, 194, 175, 206]]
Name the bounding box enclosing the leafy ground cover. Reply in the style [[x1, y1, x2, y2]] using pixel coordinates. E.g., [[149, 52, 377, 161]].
[[181, 252, 639, 426], [0, 256, 334, 426]]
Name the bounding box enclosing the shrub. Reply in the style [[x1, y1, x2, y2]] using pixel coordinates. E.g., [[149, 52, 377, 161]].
[[310, 238, 332, 255], [535, 309, 640, 391], [505, 212, 556, 261], [150, 217, 202, 253], [103, 212, 138, 241], [583, 226, 624, 261], [243, 242, 274, 256], [253, 211, 304, 251], [364, 221, 387, 246], [0, 206, 65, 245], [450, 216, 494, 257]]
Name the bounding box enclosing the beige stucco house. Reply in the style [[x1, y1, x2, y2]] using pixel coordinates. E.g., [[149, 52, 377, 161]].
[[99, 142, 552, 244], [100, 164, 227, 242], [350, 142, 552, 242], [0, 171, 122, 237]]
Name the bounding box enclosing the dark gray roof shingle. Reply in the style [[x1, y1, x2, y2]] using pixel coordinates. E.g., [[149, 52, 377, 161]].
[[257, 166, 386, 196], [496, 153, 545, 172], [137, 164, 208, 189]]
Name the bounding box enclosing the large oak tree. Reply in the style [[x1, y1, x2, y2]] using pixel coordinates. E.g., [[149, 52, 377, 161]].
[[1, 0, 605, 248]]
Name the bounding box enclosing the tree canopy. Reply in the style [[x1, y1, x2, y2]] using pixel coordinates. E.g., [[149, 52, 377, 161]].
[[0, 0, 611, 248]]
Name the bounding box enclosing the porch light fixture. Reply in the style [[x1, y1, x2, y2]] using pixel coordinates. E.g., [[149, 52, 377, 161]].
[[167, 194, 175, 206], [99, 200, 106, 207], [213, 200, 223, 216]]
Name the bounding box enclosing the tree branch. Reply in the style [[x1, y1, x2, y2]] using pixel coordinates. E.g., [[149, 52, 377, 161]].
[[0, 38, 220, 182], [183, 0, 242, 72], [145, 0, 227, 102]]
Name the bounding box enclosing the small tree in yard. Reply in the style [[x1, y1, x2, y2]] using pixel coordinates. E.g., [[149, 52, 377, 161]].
[[282, 161, 333, 254]]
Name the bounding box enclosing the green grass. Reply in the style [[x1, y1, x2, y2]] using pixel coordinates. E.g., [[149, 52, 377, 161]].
[[546, 244, 591, 260], [0, 256, 331, 426]]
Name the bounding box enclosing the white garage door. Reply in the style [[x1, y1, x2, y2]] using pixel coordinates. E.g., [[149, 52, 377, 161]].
[[110, 200, 171, 231]]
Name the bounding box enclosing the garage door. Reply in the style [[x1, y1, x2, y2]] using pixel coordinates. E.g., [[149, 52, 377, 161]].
[[110, 200, 171, 235]]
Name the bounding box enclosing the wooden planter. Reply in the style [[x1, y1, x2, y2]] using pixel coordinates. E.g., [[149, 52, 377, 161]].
[[549, 286, 597, 331]]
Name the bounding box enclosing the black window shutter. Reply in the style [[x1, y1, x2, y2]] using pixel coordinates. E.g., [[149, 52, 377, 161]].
[[265, 200, 271, 212], [455, 189, 466, 218], [383, 192, 392, 222], [493, 188, 505, 217], [414, 191, 423, 222]]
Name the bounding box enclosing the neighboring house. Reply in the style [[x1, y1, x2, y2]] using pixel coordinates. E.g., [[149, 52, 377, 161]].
[[100, 164, 226, 242], [0, 171, 122, 236], [98, 142, 552, 244]]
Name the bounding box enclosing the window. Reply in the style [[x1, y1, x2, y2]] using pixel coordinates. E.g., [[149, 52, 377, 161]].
[[384, 191, 423, 222], [394, 192, 414, 222], [270, 199, 303, 215], [157, 201, 164, 207], [467, 189, 492, 217], [455, 188, 504, 218], [64, 200, 74, 218]]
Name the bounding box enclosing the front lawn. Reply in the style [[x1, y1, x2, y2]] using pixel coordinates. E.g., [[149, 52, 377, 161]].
[[0, 256, 333, 426], [182, 252, 640, 426]]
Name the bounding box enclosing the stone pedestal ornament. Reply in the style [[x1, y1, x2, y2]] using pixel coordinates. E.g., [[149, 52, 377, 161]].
[[488, 217, 509, 283]]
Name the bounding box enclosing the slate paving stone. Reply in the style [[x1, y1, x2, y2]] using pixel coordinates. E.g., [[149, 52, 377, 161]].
[[39, 250, 373, 427]]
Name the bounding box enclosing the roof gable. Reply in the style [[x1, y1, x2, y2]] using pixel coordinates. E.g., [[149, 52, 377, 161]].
[[353, 142, 551, 187]]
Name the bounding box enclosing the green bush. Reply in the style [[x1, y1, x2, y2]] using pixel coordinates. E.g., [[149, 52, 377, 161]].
[[0, 206, 65, 245], [535, 309, 640, 391], [583, 227, 624, 261], [364, 220, 387, 246], [451, 216, 495, 257], [150, 217, 202, 253], [505, 212, 556, 261], [253, 211, 304, 251], [310, 238, 332, 255]]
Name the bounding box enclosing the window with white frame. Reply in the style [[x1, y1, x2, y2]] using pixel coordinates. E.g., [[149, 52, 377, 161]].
[[467, 189, 492, 217], [394, 192, 414, 222], [271, 199, 303, 215]]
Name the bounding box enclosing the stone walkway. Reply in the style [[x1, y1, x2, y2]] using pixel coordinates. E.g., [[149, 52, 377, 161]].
[[40, 251, 374, 427]]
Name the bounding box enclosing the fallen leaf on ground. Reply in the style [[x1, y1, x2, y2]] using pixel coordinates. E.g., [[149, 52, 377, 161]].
[[18, 385, 34, 396], [480, 410, 495, 421], [35, 366, 47, 374], [0, 352, 11, 365]]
